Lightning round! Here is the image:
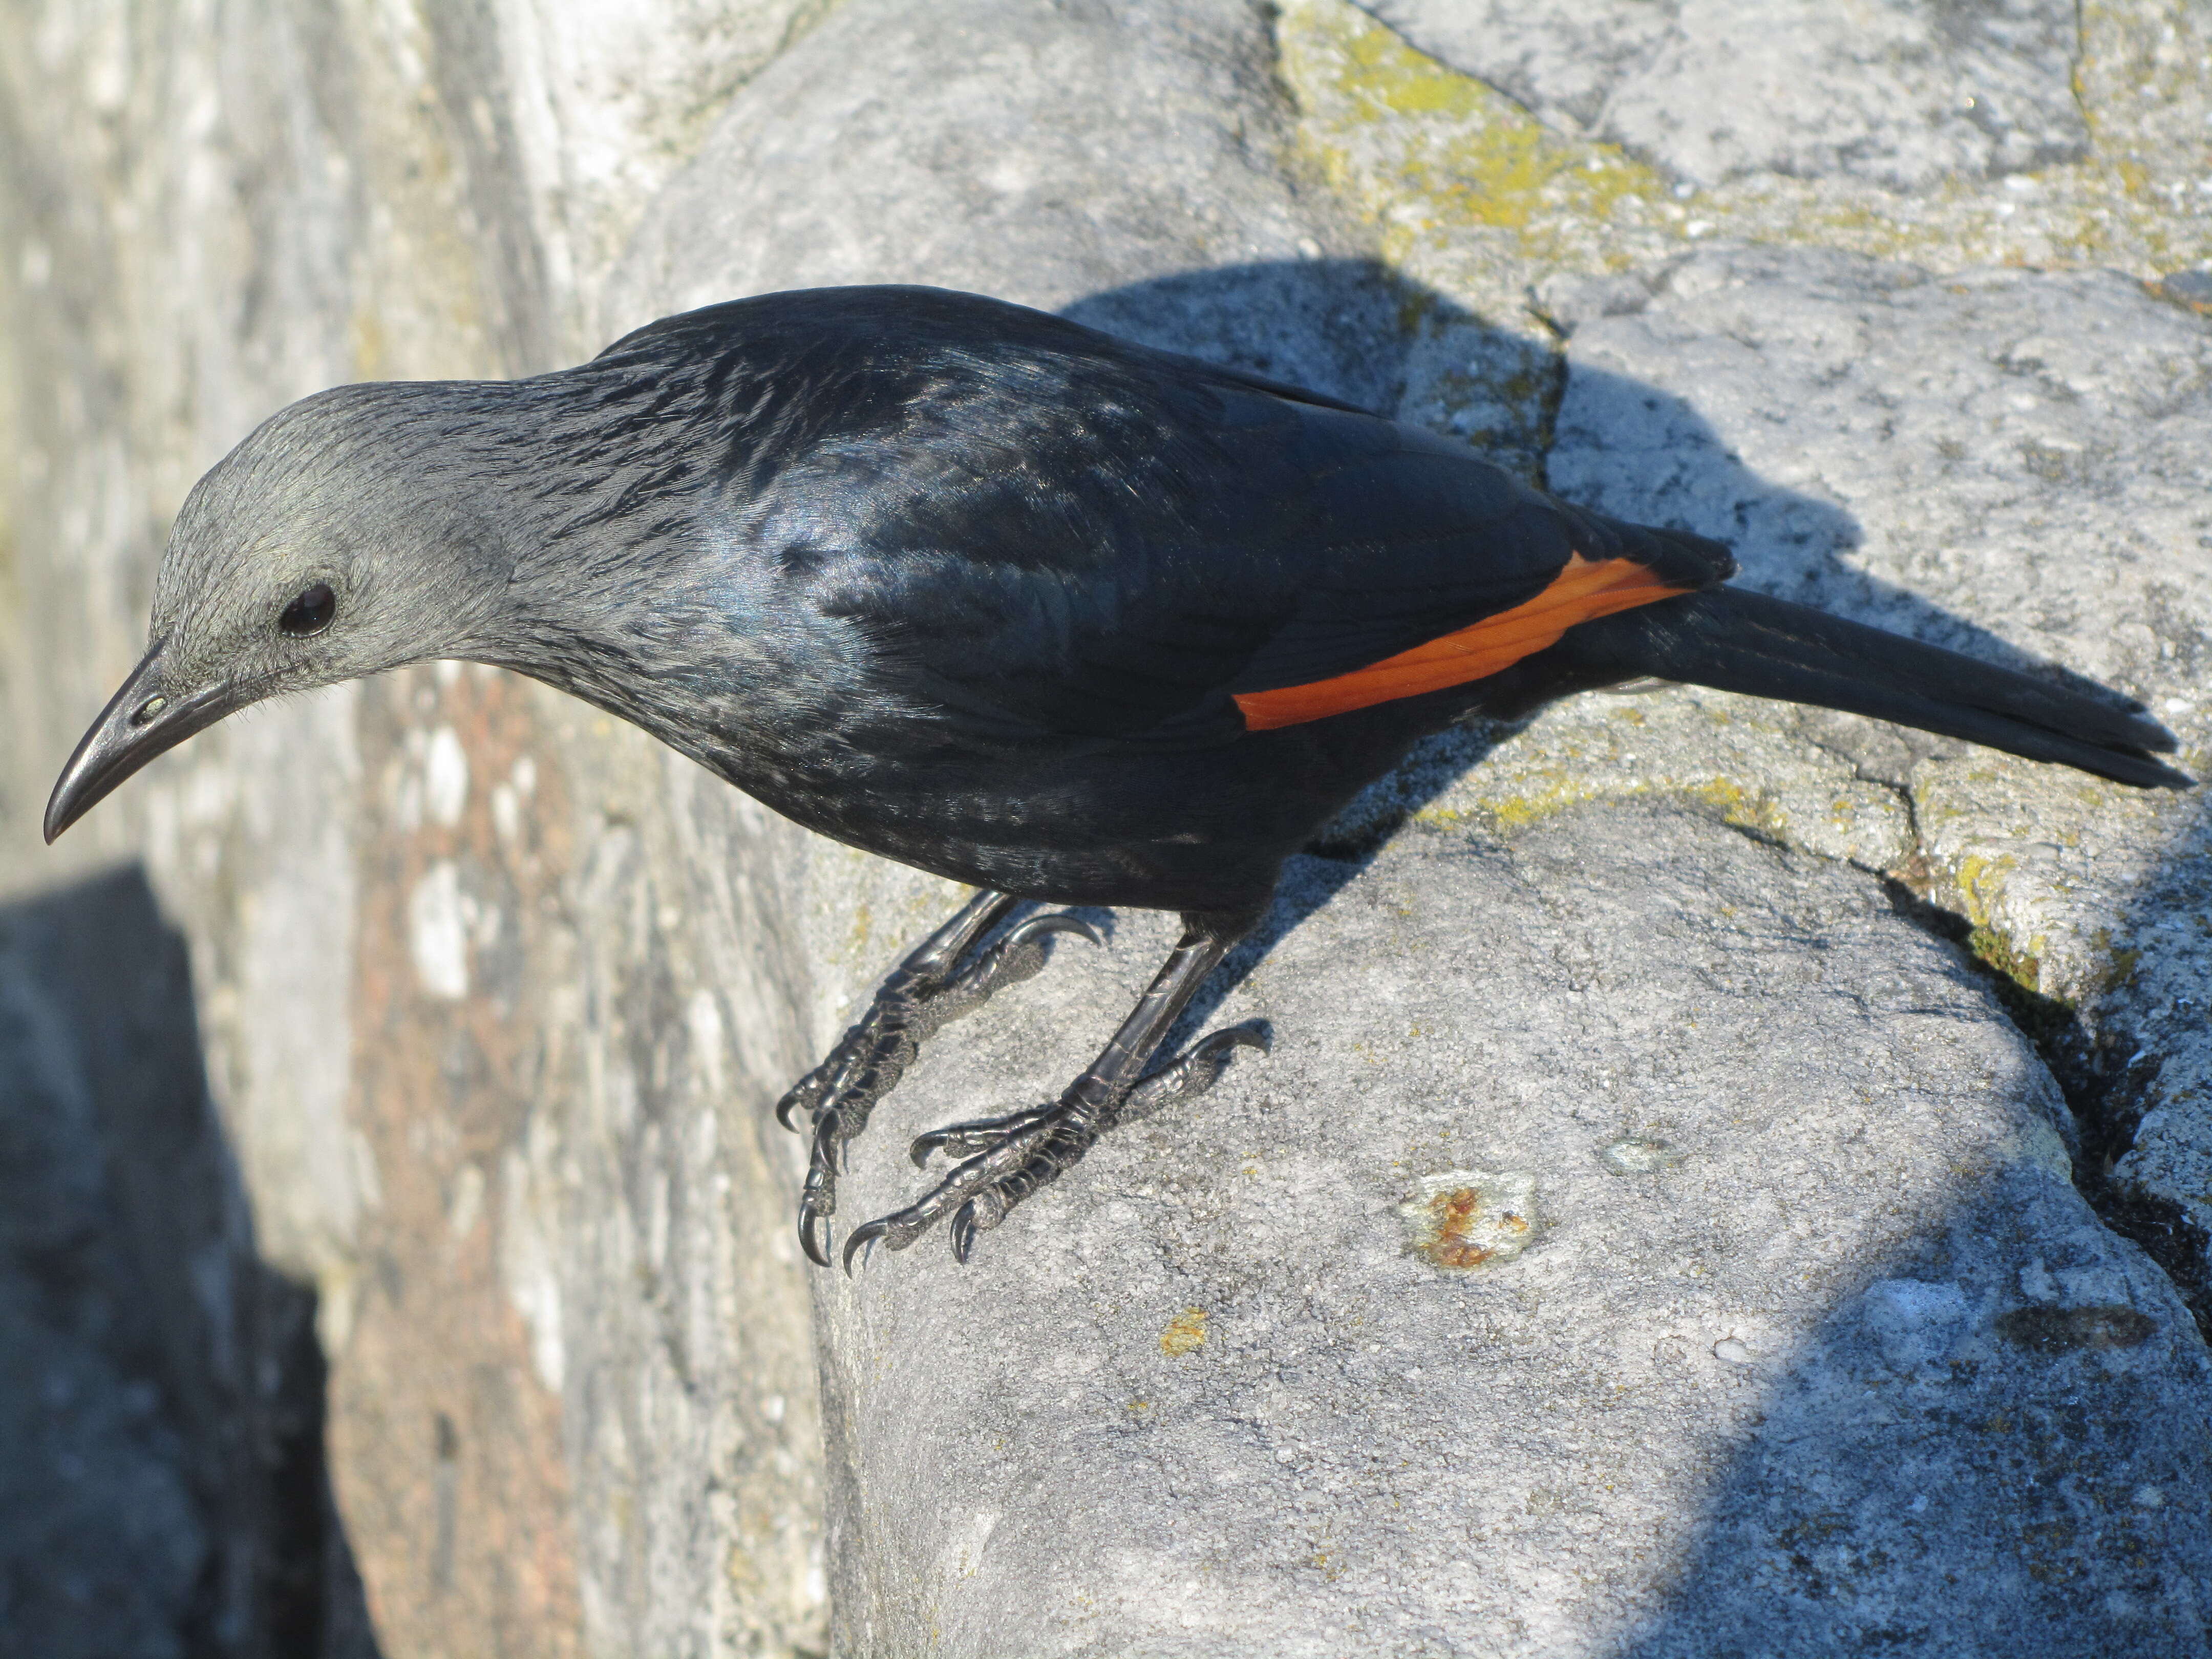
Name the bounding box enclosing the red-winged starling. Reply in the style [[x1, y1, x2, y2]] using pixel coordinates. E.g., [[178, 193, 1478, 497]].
[[45, 285, 2193, 1270]]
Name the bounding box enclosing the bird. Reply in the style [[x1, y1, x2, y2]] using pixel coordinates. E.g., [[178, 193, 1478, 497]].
[[45, 284, 2192, 1272]]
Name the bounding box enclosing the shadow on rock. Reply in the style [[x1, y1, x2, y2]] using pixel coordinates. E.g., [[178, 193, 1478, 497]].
[[1065, 264, 2207, 1132], [0, 866, 378, 1659], [1060, 255, 1410, 419], [1612, 1164, 2212, 1655]]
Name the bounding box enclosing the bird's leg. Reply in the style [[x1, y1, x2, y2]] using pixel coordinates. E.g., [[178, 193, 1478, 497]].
[[780, 888, 1099, 1266], [842, 913, 1266, 1270]]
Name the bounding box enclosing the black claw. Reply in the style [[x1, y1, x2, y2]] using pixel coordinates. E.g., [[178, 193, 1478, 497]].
[[841, 1222, 885, 1276], [799, 1205, 831, 1269], [774, 1075, 816, 1133], [802, 914, 1243, 1273], [776, 892, 1105, 1267], [1005, 912, 1102, 951]]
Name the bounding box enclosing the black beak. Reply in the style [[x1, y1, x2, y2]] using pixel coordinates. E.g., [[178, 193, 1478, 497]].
[[44, 640, 253, 843]]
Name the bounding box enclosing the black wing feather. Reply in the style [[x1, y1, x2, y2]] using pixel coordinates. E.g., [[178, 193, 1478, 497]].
[[609, 287, 1725, 746]]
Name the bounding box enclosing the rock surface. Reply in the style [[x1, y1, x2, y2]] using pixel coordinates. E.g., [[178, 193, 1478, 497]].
[[606, 0, 1403, 402], [1360, 0, 2088, 188], [0, 3, 832, 1655], [3, 0, 2210, 1656], [1539, 246, 2212, 1279], [816, 807, 2212, 1655]]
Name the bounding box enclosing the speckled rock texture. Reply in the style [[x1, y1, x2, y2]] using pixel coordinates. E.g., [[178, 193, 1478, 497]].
[[605, 0, 1401, 401], [1359, 0, 2088, 188], [813, 809, 2212, 1656], [1540, 247, 2212, 1273], [3, 0, 2210, 1655], [0, 3, 834, 1655]]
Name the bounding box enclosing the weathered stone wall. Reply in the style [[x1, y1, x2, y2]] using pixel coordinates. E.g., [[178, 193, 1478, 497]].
[[0, 4, 831, 1653], [2, 1, 2209, 1655]]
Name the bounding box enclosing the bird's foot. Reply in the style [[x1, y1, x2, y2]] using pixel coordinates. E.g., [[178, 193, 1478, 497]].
[[842, 1022, 1267, 1270], [778, 891, 1097, 1266]]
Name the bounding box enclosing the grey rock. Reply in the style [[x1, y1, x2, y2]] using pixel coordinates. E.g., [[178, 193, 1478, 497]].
[[1359, 0, 2088, 187], [1317, 686, 1918, 871], [1283, 0, 2204, 376], [0, 4, 831, 1654], [0, 1284, 204, 1659], [0, 952, 206, 1659], [2159, 269, 2212, 316], [608, 0, 1406, 406], [813, 805, 2212, 1655], [453, 0, 833, 361], [1537, 243, 2212, 1284]]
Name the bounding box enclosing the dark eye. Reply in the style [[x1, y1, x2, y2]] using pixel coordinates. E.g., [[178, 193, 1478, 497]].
[[279, 582, 337, 637]]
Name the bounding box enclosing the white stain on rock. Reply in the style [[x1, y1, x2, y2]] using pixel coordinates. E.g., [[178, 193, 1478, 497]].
[[424, 726, 470, 827], [408, 861, 471, 1000], [501, 1147, 566, 1393]]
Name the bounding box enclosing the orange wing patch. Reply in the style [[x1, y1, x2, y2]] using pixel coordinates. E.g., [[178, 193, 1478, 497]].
[[1233, 554, 1690, 731]]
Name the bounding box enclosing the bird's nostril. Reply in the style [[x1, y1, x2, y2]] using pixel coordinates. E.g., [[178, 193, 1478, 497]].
[[131, 696, 167, 726]]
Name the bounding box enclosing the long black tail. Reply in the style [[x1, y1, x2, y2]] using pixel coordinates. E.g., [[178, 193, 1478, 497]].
[[1567, 586, 2192, 791]]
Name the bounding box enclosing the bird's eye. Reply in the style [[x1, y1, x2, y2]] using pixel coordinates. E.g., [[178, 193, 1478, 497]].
[[279, 582, 337, 637]]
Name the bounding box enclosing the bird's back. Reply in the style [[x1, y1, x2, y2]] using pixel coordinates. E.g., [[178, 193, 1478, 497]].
[[489, 287, 1731, 909]]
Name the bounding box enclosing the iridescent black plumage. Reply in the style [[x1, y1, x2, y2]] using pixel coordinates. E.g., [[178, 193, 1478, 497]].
[[47, 285, 2189, 1265]]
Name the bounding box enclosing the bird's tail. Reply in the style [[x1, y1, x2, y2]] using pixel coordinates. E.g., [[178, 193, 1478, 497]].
[[1560, 586, 2192, 790]]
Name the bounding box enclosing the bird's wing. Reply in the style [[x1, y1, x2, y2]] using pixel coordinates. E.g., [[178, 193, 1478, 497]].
[[743, 318, 1729, 750]]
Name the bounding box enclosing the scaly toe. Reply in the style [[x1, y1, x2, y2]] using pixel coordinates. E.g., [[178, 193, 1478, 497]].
[[938, 911, 1100, 1010], [909, 1103, 1053, 1167], [1117, 1020, 1269, 1124]]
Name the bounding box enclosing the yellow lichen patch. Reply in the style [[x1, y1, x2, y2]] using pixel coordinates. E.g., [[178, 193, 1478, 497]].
[[1968, 922, 2047, 997], [1950, 852, 2017, 932], [1399, 1168, 1540, 1270], [1277, 0, 1664, 265], [844, 899, 875, 963], [1159, 1307, 1208, 1357], [2092, 935, 2143, 997], [1685, 777, 1783, 836], [1945, 852, 2052, 995], [1274, 0, 2210, 288], [1423, 767, 1788, 844]]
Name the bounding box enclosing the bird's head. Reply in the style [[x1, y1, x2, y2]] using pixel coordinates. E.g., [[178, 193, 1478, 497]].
[[46, 381, 516, 841]]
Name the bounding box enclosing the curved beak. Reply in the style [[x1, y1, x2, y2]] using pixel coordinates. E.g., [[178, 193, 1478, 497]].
[[44, 640, 252, 843]]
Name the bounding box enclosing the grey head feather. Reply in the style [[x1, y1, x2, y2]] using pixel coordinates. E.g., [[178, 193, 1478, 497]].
[[151, 379, 532, 711]]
